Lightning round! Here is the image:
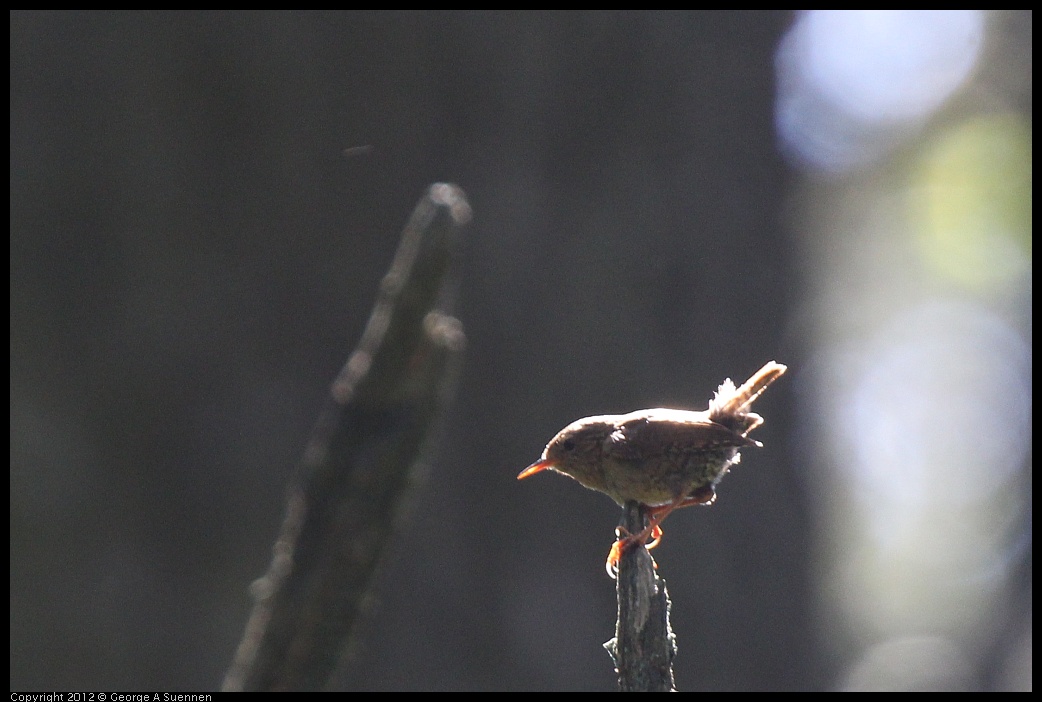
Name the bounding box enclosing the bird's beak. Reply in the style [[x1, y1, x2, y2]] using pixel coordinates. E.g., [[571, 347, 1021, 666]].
[[517, 458, 553, 480]]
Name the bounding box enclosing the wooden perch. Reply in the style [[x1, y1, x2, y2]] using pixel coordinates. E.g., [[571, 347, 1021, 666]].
[[223, 184, 472, 691], [605, 501, 677, 692]]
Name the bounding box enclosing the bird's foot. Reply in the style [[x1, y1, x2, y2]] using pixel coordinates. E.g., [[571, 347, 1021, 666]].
[[605, 523, 663, 578]]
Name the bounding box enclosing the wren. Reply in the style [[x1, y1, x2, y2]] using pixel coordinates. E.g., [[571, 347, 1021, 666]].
[[518, 361, 786, 575]]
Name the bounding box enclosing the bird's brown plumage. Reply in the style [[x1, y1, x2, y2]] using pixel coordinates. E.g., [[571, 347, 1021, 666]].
[[518, 361, 786, 574]]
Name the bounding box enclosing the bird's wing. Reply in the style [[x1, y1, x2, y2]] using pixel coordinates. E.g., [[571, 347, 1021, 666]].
[[603, 411, 757, 462]]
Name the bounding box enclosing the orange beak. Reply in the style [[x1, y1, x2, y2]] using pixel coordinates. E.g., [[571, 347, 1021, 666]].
[[517, 458, 553, 480]]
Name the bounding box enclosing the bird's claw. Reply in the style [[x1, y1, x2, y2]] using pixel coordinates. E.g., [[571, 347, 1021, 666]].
[[605, 523, 664, 578], [606, 538, 625, 578]]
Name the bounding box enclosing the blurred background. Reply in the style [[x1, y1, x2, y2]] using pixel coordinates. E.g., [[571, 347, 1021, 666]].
[[10, 11, 1030, 691]]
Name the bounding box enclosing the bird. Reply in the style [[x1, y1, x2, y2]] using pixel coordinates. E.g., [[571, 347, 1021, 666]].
[[518, 361, 786, 576]]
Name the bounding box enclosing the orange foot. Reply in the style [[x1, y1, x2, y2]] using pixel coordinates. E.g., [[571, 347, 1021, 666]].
[[605, 523, 664, 578], [605, 487, 716, 578]]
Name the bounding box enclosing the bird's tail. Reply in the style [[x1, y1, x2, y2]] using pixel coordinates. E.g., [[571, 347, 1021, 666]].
[[708, 361, 787, 438]]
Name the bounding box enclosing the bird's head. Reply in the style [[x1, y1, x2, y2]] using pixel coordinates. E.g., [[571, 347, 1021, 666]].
[[517, 415, 618, 489]]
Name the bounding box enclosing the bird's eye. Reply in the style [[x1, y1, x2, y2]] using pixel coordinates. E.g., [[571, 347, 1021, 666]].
[[561, 438, 576, 451]]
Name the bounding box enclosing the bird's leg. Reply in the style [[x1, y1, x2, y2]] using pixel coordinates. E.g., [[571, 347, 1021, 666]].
[[606, 486, 716, 577], [647, 484, 717, 524]]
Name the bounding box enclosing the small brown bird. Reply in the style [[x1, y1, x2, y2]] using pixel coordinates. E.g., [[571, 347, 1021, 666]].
[[518, 361, 786, 575]]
